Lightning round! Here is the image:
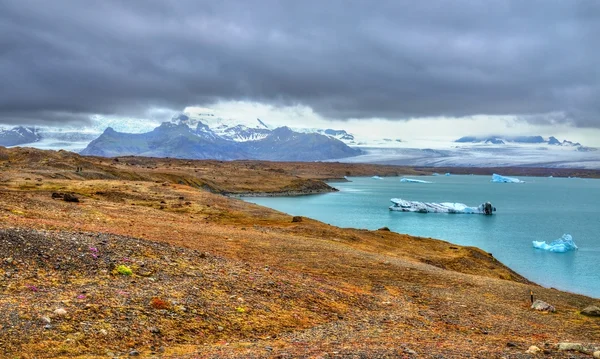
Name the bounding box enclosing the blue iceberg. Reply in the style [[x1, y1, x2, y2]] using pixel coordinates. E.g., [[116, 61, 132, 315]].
[[372, 176, 383, 180], [491, 173, 525, 183], [400, 178, 432, 183], [533, 234, 578, 253]]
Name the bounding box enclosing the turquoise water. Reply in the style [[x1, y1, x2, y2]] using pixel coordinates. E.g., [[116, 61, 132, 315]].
[[244, 175, 600, 298]]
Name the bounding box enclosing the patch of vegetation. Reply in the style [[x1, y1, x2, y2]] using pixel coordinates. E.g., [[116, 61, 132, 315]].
[[116, 265, 132, 276]]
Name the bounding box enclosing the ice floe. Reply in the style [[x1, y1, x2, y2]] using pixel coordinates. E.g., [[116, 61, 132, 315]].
[[371, 176, 383, 180], [533, 234, 578, 253], [400, 178, 432, 183], [491, 173, 525, 183]]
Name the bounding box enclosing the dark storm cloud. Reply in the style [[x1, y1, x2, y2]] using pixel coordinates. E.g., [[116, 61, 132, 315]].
[[1, 0, 599, 126]]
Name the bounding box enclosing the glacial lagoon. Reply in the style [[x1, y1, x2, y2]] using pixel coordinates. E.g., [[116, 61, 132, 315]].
[[244, 175, 600, 298]]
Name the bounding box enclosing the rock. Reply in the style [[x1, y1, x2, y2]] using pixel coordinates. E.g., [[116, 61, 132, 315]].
[[63, 193, 80, 203], [291, 216, 303, 223], [526, 346, 541, 354], [217, 326, 224, 331], [54, 308, 67, 316], [581, 305, 600, 317], [403, 348, 417, 355], [41, 316, 51, 323], [149, 327, 160, 334], [129, 350, 140, 356], [51, 192, 64, 199], [593, 350, 600, 358], [377, 227, 391, 231], [557, 342, 587, 353], [506, 342, 518, 348], [531, 299, 555, 312], [44, 324, 53, 330]]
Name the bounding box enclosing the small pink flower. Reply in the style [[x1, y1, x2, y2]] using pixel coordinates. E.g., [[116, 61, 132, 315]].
[[77, 294, 86, 299], [26, 284, 39, 292]]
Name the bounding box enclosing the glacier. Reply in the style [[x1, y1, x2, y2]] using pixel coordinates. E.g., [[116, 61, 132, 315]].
[[533, 234, 578, 253], [400, 178, 432, 183], [491, 173, 525, 183], [389, 198, 495, 214]]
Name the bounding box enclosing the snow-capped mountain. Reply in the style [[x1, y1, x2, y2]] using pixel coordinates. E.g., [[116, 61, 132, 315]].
[[0, 126, 41, 146], [81, 122, 362, 161]]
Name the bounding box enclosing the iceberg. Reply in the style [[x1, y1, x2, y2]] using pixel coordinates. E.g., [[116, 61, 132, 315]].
[[390, 198, 495, 214], [372, 176, 383, 180], [400, 178, 432, 183], [533, 234, 578, 253], [445, 173, 451, 176], [491, 173, 525, 183]]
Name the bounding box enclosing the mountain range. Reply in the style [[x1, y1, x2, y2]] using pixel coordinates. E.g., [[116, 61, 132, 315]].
[[80, 122, 362, 161]]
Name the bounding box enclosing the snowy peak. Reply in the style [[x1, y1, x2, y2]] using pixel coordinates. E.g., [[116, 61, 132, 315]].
[[0, 126, 41, 146]]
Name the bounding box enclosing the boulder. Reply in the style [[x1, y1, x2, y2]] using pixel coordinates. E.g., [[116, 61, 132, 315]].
[[63, 193, 79, 203], [593, 350, 600, 358], [557, 342, 587, 353], [531, 299, 555, 312], [526, 345, 541, 354], [291, 216, 303, 223], [581, 305, 600, 317], [377, 227, 391, 231]]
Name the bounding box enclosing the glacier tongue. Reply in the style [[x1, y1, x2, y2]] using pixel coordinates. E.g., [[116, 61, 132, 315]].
[[533, 234, 578, 253], [491, 173, 525, 183]]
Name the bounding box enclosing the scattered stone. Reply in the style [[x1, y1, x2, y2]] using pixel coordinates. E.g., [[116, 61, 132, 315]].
[[506, 342, 518, 348], [377, 227, 391, 231], [129, 350, 140, 356], [581, 305, 600, 317], [217, 326, 224, 331], [41, 316, 51, 323], [403, 348, 417, 355], [291, 216, 302, 223], [54, 308, 67, 316], [526, 345, 541, 354], [531, 300, 555, 312], [557, 342, 587, 353], [99, 329, 108, 335], [593, 350, 600, 358], [44, 324, 53, 330], [4, 257, 13, 264], [149, 327, 160, 334]]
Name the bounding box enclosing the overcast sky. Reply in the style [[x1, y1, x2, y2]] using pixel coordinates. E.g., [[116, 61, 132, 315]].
[[1, 0, 599, 143]]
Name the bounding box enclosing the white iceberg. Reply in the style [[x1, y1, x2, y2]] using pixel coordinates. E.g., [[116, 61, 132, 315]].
[[390, 198, 495, 214], [372, 176, 383, 180], [400, 178, 432, 183], [445, 173, 451, 176], [491, 173, 525, 183], [533, 234, 578, 253]]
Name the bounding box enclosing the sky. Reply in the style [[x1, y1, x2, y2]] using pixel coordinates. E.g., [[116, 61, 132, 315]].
[[1, 0, 599, 145]]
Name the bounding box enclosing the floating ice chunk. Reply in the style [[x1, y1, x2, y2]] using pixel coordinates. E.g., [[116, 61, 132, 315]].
[[445, 173, 451, 176], [491, 173, 525, 183], [390, 198, 495, 214], [372, 176, 383, 180], [432, 173, 440, 176], [533, 234, 578, 253], [400, 178, 432, 183]]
